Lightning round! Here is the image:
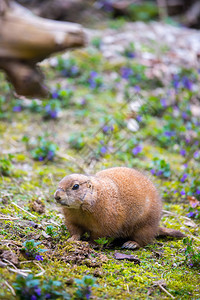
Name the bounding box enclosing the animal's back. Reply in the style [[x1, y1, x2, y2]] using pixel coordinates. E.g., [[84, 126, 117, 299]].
[[96, 167, 162, 218]]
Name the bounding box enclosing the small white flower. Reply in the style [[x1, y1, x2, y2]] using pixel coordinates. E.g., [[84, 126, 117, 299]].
[[127, 119, 139, 132]]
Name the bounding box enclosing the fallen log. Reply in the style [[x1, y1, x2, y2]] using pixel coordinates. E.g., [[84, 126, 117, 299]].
[[0, 0, 86, 97]]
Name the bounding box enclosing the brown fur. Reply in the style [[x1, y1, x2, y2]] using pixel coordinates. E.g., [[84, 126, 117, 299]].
[[54, 167, 185, 248]]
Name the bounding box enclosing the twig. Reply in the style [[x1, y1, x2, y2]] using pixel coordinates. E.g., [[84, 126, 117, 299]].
[[19, 261, 33, 264], [3, 258, 18, 269], [34, 261, 45, 277], [8, 268, 29, 277], [4, 280, 16, 296], [158, 283, 175, 299], [0, 214, 20, 220], [11, 202, 37, 218]]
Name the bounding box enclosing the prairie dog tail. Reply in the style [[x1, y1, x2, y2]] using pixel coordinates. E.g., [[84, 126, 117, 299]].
[[157, 227, 186, 238]]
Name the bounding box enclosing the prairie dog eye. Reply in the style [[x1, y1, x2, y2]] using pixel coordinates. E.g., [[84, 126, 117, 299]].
[[72, 184, 79, 190]]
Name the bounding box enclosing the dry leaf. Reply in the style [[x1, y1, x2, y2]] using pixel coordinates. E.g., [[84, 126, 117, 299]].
[[113, 252, 140, 264], [187, 196, 200, 208]]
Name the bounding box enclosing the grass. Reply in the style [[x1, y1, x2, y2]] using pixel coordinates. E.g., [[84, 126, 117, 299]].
[[0, 19, 200, 299]]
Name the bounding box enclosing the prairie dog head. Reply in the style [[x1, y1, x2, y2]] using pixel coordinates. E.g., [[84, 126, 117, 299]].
[[54, 174, 95, 209]]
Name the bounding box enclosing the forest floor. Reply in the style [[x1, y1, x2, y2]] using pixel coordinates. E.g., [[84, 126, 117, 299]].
[[0, 18, 200, 299]]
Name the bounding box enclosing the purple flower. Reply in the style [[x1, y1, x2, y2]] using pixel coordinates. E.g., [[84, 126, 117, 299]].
[[174, 190, 178, 194], [88, 72, 102, 89], [31, 296, 37, 300], [160, 98, 167, 108], [173, 74, 180, 89], [180, 149, 186, 156], [80, 98, 87, 106], [136, 115, 142, 122], [194, 151, 199, 159], [189, 263, 193, 267], [164, 131, 175, 137], [151, 169, 156, 175], [13, 106, 22, 112], [102, 125, 113, 134], [196, 189, 200, 195], [51, 90, 59, 99], [182, 76, 193, 90], [71, 65, 79, 75], [182, 112, 188, 119], [90, 71, 98, 78], [121, 67, 133, 79], [34, 287, 41, 296], [45, 294, 51, 299], [49, 110, 58, 119], [156, 170, 163, 176], [38, 156, 44, 161], [88, 80, 97, 89], [134, 85, 141, 93], [126, 52, 135, 58], [100, 146, 107, 154], [186, 211, 196, 218], [47, 150, 54, 160], [183, 164, 188, 168], [132, 145, 142, 155], [35, 254, 43, 261], [180, 174, 187, 182], [85, 287, 92, 300], [185, 138, 190, 144], [180, 190, 185, 196]]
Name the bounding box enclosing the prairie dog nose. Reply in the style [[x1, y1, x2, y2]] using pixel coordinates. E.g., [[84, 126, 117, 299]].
[[54, 190, 61, 201]]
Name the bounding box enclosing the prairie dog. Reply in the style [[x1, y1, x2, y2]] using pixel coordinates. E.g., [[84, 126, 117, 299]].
[[54, 167, 185, 249]]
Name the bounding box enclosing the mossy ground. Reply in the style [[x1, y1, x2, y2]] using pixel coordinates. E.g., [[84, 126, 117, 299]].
[[0, 18, 200, 299]]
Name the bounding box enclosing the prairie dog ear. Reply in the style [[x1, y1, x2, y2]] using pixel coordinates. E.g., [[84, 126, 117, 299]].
[[87, 181, 93, 192]]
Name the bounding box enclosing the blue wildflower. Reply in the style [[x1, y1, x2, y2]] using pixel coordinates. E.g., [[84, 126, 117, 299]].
[[182, 112, 188, 119], [120, 67, 133, 79], [34, 287, 41, 296], [132, 145, 142, 155], [47, 150, 54, 160], [31, 295, 37, 300], [38, 156, 44, 162], [102, 125, 113, 134], [80, 98, 87, 106], [160, 98, 167, 108], [13, 106, 22, 112], [196, 189, 200, 195], [180, 190, 185, 196], [173, 74, 180, 89], [100, 146, 107, 154], [182, 76, 192, 90], [164, 131, 175, 137], [136, 115, 142, 122], [156, 170, 163, 176], [35, 254, 43, 261], [126, 52, 135, 58], [187, 211, 196, 218], [194, 151, 199, 159], [134, 85, 141, 93], [151, 169, 155, 175], [51, 90, 59, 99], [180, 174, 187, 182], [180, 149, 186, 156]]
